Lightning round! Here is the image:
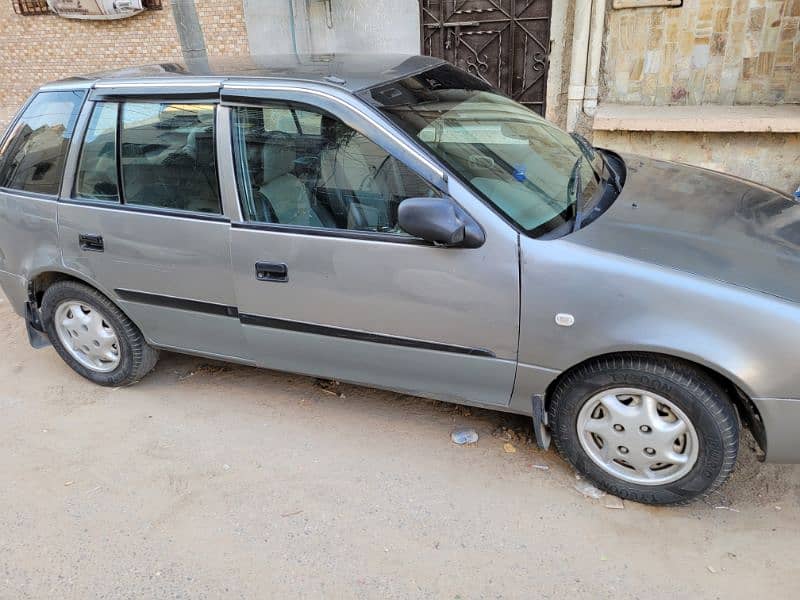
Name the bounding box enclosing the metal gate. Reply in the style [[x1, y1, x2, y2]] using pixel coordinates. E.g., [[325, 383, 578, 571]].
[[420, 0, 552, 115]]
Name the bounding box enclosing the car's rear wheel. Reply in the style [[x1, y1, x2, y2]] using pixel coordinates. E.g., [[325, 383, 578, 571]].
[[41, 280, 159, 386], [548, 354, 739, 505]]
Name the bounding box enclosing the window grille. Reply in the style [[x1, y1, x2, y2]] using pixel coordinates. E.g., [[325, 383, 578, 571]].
[[11, 0, 51, 15]]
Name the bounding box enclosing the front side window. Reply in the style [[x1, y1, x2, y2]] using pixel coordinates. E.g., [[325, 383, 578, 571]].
[[231, 104, 438, 234], [75, 102, 119, 202], [119, 102, 220, 213], [364, 65, 606, 237], [0, 90, 84, 196]]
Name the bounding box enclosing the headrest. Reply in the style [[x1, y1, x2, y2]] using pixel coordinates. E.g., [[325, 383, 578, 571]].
[[321, 115, 350, 144], [262, 138, 296, 185]]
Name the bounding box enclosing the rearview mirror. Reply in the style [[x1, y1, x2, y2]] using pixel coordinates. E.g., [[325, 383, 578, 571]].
[[398, 197, 484, 248]]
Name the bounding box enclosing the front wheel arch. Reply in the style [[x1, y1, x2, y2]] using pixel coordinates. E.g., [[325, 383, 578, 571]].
[[543, 351, 766, 457]]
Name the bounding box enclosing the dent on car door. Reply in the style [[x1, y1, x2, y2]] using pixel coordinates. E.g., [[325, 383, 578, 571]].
[[58, 97, 246, 360], [222, 96, 521, 407]]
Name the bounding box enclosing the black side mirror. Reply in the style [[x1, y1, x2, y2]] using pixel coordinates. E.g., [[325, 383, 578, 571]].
[[398, 197, 485, 248]]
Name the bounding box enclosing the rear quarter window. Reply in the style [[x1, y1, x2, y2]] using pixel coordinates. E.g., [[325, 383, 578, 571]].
[[0, 90, 84, 196]]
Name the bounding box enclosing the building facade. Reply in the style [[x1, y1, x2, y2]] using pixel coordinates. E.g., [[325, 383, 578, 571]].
[[1, 0, 798, 193]]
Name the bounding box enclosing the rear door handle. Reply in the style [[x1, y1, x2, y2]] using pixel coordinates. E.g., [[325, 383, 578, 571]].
[[255, 261, 288, 282], [79, 233, 104, 252]]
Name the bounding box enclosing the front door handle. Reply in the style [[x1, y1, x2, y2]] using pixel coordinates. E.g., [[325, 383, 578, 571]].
[[79, 233, 104, 252], [255, 261, 288, 282]]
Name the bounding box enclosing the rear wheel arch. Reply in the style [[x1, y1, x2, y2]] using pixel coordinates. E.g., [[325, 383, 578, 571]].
[[28, 270, 151, 342], [543, 351, 766, 457], [30, 270, 108, 305]]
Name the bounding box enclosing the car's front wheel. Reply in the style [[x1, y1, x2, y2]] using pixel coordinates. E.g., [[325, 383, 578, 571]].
[[41, 280, 159, 386], [548, 354, 739, 505]]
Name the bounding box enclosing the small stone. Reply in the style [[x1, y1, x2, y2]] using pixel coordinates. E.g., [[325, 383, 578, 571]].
[[574, 476, 606, 499], [223, 464, 231, 471], [604, 496, 625, 510], [707, 566, 717, 574], [64, 481, 74, 487], [503, 442, 517, 453]]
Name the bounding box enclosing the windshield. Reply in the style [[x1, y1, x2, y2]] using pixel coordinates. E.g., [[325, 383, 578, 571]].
[[363, 65, 605, 236]]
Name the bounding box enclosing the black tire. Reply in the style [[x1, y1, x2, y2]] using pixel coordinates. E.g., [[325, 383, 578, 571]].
[[41, 280, 159, 387], [548, 353, 739, 505]]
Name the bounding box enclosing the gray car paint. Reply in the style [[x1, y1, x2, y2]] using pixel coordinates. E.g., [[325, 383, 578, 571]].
[[0, 56, 799, 463], [573, 155, 800, 305], [0, 191, 61, 314]]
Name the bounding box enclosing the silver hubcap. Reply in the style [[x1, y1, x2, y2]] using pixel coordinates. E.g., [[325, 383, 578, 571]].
[[576, 387, 699, 485], [54, 301, 120, 373]]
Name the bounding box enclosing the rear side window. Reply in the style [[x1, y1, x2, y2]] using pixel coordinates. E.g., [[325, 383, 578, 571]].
[[119, 102, 221, 214], [0, 90, 84, 196], [75, 102, 119, 202]]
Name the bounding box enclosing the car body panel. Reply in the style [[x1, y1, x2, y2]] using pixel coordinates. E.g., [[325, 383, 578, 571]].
[[518, 233, 800, 401], [753, 398, 800, 463], [57, 202, 246, 357], [217, 89, 521, 406], [572, 155, 800, 304], [0, 191, 60, 313], [0, 268, 27, 318], [62, 54, 447, 94]]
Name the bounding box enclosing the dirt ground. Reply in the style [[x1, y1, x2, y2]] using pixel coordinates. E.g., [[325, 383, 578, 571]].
[[1, 297, 799, 599]]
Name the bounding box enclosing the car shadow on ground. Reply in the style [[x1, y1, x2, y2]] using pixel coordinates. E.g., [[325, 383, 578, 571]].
[[140, 350, 799, 512]]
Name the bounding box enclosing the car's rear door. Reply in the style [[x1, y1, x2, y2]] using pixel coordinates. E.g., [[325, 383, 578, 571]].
[[58, 82, 246, 360], [220, 83, 520, 407]]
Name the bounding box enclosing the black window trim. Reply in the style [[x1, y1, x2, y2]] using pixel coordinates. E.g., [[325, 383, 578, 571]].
[[71, 100, 121, 204], [66, 97, 225, 220], [230, 220, 429, 245], [0, 89, 88, 201], [59, 197, 230, 223]]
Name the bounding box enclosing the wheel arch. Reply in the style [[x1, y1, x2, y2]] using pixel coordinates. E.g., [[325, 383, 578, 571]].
[[29, 268, 113, 306], [543, 351, 767, 456], [27, 268, 147, 336]]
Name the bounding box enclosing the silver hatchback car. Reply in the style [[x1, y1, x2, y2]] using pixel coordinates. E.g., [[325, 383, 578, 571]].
[[1, 55, 798, 505]]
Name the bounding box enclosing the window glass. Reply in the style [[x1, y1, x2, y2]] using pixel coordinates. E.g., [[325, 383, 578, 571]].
[[0, 90, 84, 196], [231, 105, 437, 234], [365, 65, 605, 236], [75, 102, 119, 202], [119, 102, 220, 213], [262, 107, 322, 135]]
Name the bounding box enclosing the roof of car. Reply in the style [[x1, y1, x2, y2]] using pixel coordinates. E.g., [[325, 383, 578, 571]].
[[48, 54, 446, 93]]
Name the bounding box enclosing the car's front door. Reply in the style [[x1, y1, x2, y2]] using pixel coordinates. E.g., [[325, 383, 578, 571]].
[[221, 86, 520, 406], [58, 91, 245, 360]]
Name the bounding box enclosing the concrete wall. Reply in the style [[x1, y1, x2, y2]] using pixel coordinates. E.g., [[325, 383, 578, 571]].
[[244, 0, 420, 56], [603, 0, 800, 105], [594, 130, 800, 193]]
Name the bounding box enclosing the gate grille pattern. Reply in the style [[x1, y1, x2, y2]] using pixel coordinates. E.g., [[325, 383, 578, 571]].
[[420, 0, 551, 115]]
